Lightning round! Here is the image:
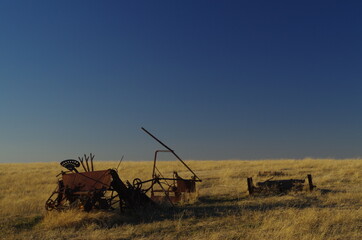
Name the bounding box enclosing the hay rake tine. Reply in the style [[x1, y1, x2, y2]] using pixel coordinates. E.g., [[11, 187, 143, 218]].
[[90, 153, 95, 171], [78, 157, 87, 172], [84, 154, 90, 172]]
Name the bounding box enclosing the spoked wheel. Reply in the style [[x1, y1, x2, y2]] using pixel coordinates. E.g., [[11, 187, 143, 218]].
[[132, 178, 143, 190]]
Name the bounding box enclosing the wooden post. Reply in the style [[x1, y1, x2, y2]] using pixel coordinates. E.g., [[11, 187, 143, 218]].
[[247, 177, 254, 195], [307, 174, 314, 191]]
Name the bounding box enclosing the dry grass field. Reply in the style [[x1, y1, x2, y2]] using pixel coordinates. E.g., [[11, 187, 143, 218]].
[[0, 159, 361, 240]]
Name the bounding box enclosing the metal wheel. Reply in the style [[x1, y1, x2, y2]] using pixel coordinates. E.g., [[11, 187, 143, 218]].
[[132, 178, 143, 190]]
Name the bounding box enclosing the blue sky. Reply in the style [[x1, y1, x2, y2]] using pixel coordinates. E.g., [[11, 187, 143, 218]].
[[1, 1, 362, 162]]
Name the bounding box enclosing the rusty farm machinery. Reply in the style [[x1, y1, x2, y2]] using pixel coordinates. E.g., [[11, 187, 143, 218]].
[[45, 128, 201, 212], [45, 155, 154, 212], [45, 126, 318, 213]]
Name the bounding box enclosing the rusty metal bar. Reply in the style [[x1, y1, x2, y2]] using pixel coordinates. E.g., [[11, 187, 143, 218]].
[[84, 154, 90, 172], [142, 127, 201, 181], [152, 150, 170, 178], [78, 157, 87, 172], [155, 179, 175, 207], [90, 153, 95, 171], [116, 155, 124, 171]]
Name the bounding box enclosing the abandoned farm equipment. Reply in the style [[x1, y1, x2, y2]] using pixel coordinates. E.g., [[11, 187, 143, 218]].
[[45, 154, 153, 212], [132, 127, 202, 206], [45, 127, 202, 212], [247, 174, 316, 195]]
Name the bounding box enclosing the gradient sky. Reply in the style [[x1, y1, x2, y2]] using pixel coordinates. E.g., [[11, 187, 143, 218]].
[[1, 1, 362, 163]]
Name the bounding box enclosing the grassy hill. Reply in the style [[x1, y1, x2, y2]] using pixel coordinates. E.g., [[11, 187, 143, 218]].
[[0, 159, 361, 239]]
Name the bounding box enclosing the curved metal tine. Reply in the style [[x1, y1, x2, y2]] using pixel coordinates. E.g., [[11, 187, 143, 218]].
[[84, 154, 90, 172], [90, 153, 95, 171], [78, 157, 87, 172]]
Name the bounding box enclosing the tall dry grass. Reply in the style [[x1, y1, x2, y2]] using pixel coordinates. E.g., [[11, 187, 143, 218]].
[[0, 159, 361, 239]]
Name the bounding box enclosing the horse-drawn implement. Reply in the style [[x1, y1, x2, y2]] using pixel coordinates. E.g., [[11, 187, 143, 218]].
[[45, 155, 153, 212], [45, 128, 201, 212]]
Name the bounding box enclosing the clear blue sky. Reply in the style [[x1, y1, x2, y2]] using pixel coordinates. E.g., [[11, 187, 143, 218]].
[[1, 1, 362, 162]]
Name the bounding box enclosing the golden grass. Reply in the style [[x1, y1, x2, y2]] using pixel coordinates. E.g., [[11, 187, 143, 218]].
[[0, 159, 361, 239]]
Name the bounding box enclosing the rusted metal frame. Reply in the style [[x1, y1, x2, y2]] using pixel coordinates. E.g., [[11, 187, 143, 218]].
[[132, 178, 156, 194], [71, 190, 107, 195], [151, 177, 171, 198], [108, 194, 120, 201], [111, 199, 121, 205], [142, 127, 201, 182], [109, 169, 141, 209], [68, 171, 112, 188], [45, 188, 60, 210], [154, 177, 190, 181], [45, 184, 68, 211], [89, 170, 111, 189], [154, 165, 172, 187], [78, 157, 88, 172], [107, 191, 120, 207], [155, 178, 175, 207], [154, 166, 165, 179], [138, 177, 188, 185], [153, 151, 173, 187], [152, 150, 171, 178]]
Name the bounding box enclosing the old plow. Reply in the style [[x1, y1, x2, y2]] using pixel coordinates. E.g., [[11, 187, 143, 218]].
[[45, 128, 201, 212]]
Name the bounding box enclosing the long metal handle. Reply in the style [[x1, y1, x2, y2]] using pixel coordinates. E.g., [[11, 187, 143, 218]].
[[141, 127, 201, 181]]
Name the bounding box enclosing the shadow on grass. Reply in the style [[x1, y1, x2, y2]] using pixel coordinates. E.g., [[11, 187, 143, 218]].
[[0, 215, 43, 236], [13, 215, 43, 230], [126, 194, 322, 225], [11, 192, 329, 232], [319, 188, 346, 195]]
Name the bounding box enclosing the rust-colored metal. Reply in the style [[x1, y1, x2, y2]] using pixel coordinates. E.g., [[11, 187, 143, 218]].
[[62, 170, 111, 192], [84, 154, 90, 172], [90, 153, 95, 171], [45, 128, 201, 212], [142, 127, 201, 181], [45, 154, 154, 212], [247, 174, 316, 195], [148, 172, 198, 205], [78, 156, 87, 172], [130, 128, 202, 205]]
